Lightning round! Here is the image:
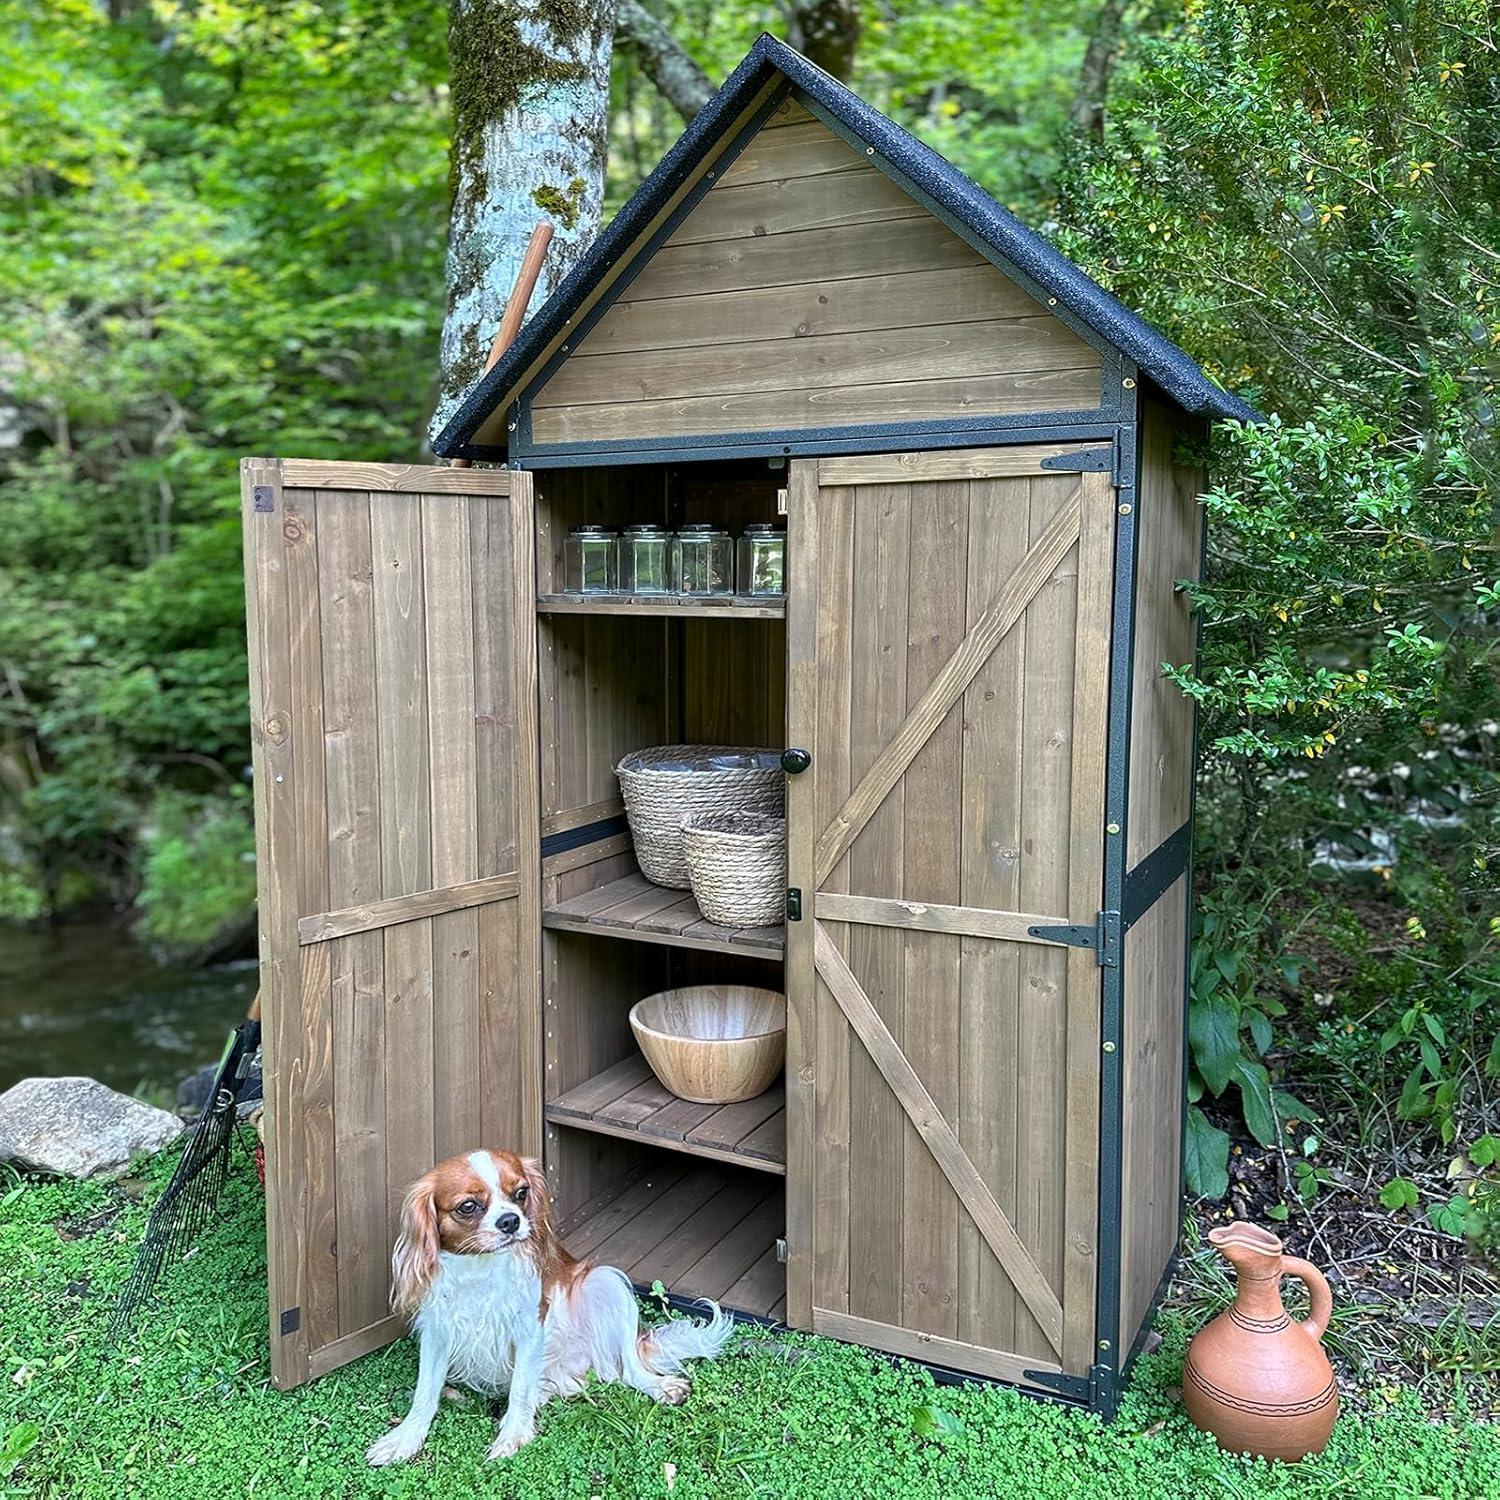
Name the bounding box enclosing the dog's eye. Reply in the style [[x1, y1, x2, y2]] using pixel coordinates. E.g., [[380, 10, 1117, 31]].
[[455, 1199, 480, 1217], [514, 1184, 528, 1204]]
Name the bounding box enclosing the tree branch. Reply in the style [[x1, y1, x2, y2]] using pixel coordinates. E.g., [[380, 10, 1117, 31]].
[[615, 0, 713, 121], [1071, 0, 1127, 140]]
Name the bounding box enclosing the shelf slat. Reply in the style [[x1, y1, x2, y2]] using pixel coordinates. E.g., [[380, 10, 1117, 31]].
[[538, 592, 785, 620], [543, 869, 784, 957], [558, 1166, 785, 1319], [548, 1064, 786, 1175]]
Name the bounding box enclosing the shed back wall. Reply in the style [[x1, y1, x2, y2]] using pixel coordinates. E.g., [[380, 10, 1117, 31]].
[[529, 100, 1103, 445]]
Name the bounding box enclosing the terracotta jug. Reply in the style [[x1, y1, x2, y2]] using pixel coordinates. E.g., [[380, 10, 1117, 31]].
[[1183, 1222, 1338, 1461]]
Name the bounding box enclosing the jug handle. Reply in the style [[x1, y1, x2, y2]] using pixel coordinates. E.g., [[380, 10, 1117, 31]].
[[1281, 1256, 1332, 1341]]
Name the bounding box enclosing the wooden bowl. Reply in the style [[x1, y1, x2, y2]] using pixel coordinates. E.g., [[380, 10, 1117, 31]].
[[629, 985, 786, 1104]]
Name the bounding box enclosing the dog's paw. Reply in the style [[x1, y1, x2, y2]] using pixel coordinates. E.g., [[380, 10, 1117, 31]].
[[656, 1375, 691, 1406], [366, 1423, 427, 1467], [486, 1421, 536, 1461]]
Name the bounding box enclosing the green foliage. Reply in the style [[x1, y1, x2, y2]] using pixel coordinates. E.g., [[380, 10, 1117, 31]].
[[132, 788, 256, 961], [4, 1151, 1498, 1496], [0, 0, 448, 929], [1060, 0, 1500, 1189]]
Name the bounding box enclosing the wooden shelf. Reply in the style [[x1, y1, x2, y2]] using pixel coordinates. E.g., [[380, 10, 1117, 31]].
[[558, 1162, 785, 1321], [549, 1054, 785, 1174], [543, 870, 784, 957], [537, 592, 785, 620]]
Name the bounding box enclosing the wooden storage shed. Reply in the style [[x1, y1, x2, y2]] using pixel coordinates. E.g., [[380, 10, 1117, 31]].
[[241, 34, 1258, 1416]]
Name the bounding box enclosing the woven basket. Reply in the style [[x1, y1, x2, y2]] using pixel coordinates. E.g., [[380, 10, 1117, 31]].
[[616, 745, 782, 889], [682, 811, 787, 927]]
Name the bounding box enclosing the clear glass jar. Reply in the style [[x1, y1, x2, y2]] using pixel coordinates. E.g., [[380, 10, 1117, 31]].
[[618, 524, 675, 594], [562, 524, 618, 594], [736, 523, 786, 597], [673, 523, 734, 595]]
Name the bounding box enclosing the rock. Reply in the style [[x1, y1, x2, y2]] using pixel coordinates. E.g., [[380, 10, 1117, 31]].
[[176, 1063, 219, 1117], [0, 1077, 184, 1179]]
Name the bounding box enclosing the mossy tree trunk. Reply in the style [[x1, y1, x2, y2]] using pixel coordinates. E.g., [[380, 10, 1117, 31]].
[[432, 0, 613, 442]]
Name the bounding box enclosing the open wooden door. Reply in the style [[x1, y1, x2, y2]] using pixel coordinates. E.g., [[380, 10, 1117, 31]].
[[783, 446, 1115, 1387], [242, 459, 540, 1388]]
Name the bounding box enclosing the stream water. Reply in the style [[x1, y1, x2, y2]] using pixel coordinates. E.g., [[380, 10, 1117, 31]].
[[0, 922, 255, 1096]]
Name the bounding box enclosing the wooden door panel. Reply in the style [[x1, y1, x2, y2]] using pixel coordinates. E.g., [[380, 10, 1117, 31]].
[[785, 447, 1114, 1381], [243, 460, 540, 1389]]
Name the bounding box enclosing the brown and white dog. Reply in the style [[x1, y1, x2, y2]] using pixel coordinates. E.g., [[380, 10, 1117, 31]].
[[366, 1149, 732, 1466]]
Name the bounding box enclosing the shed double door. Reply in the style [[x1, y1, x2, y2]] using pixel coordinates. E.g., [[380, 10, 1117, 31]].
[[242, 460, 540, 1389], [783, 445, 1116, 1386]]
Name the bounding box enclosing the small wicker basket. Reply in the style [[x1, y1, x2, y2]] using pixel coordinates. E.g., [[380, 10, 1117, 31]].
[[681, 811, 787, 928], [616, 745, 783, 889]]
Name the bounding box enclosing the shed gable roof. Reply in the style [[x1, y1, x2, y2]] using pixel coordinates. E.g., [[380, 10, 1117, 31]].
[[431, 34, 1260, 459]]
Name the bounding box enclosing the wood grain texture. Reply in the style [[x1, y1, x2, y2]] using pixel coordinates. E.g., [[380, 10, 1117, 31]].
[[245, 466, 533, 1386], [813, 923, 1064, 1353], [572, 266, 1039, 357], [900, 481, 966, 1339], [818, 445, 1097, 486], [957, 473, 1028, 1353], [1061, 470, 1114, 1370], [530, 368, 1104, 446], [815, 486, 1083, 884], [1129, 399, 1204, 865], [812, 893, 1071, 945], [282, 460, 513, 494], [811, 1309, 1060, 1386], [1119, 875, 1189, 1353], [790, 448, 1116, 1379], [525, 114, 1101, 448], [242, 459, 308, 1388], [298, 873, 520, 944], [534, 319, 1095, 410], [314, 490, 388, 1339]]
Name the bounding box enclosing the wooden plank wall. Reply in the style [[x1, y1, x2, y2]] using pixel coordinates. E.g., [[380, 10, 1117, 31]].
[[1117, 398, 1204, 1350], [243, 461, 537, 1389], [793, 460, 1111, 1372], [529, 100, 1102, 445], [1119, 874, 1188, 1353], [1127, 399, 1204, 864]]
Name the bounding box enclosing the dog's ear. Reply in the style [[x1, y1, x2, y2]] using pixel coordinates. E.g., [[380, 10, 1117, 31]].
[[520, 1156, 551, 1222], [391, 1178, 439, 1318]]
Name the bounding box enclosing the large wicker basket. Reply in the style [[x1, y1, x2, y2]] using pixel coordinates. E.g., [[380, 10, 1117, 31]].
[[616, 745, 782, 889], [681, 811, 787, 927]]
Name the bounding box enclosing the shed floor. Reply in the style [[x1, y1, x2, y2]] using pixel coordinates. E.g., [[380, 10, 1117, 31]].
[[558, 1161, 785, 1321]]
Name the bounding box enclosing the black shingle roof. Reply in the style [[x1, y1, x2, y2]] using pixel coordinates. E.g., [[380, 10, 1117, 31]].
[[431, 33, 1260, 458]]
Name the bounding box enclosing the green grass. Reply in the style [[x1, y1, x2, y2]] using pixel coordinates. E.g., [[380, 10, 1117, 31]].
[[1, 1145, 1494, 1499]]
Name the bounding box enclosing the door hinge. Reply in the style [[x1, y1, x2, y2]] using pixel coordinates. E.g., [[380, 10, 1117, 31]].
[[1027, 910, 1120, 968], [786, 888, 803, 922], [1039, 445, 1114, 476], [253, 484, 276, 513], [280, 1307, 301, 1335], [775, 1238, 788, 1264]]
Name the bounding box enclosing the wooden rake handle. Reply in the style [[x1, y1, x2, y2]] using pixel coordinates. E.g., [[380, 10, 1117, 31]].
[[449, 220, 554, 468]]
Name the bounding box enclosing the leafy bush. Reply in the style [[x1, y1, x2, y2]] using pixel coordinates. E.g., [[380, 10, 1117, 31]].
[[1059, 0, 1500, 1191], [133, 789, 256, 963]]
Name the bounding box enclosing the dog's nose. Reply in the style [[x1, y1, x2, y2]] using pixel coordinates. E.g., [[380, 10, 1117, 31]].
[[497, 1212, 520, 1235]]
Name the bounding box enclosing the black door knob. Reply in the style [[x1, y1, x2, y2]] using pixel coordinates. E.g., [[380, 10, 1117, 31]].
[[781, 747, 812, 775]]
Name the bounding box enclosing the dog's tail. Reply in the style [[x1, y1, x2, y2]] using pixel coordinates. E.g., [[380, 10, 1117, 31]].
[[639, 1298, 734, 1373]]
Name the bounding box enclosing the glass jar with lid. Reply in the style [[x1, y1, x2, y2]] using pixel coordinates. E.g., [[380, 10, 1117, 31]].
[[736, 523, 786, 597], [562, 524, 618, 594], [673, 523, 734, 595], [618, 524, 675, 595]]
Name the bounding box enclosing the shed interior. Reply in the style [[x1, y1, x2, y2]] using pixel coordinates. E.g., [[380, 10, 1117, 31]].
[[530, 460, 791, 1318]]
